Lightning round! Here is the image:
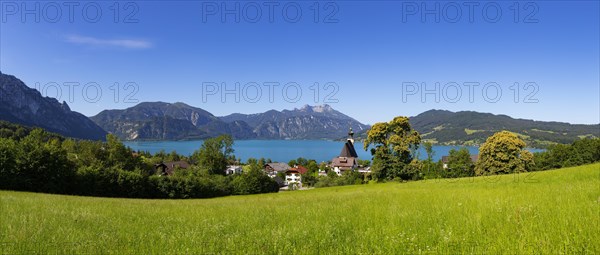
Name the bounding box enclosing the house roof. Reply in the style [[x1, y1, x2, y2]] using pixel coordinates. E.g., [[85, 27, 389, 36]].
[[340, 140, 358, 158], [470, 155, 479, 162], [265, 162, 290, 172], [288, 165, 308, 175], [441, 156, 449, 163], [331, 157, 357, 169], [165, 161, 190, 169], [154, 161, 190, 175]]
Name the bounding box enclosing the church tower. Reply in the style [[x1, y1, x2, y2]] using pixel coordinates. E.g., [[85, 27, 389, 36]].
[[339, 127, 358, 158], [331, 127, 359, 175]]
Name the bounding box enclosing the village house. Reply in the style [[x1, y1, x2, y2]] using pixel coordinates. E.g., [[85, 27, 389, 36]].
[[264, 162, 291, 178], [285, 165, 308, 186], [154, 161, 190, 176], [330, 128, 359, 175], [225, 165, 243, 175]]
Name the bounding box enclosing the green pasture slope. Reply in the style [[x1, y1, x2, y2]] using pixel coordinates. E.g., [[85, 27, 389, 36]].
[[1, 164, 599, 254]]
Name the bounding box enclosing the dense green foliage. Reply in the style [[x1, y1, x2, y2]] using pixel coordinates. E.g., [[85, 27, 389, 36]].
[[1, 164, 598, 254], [191, 135, 234, 175], [364, 116, 422, 181], [475, 131, 535, 175], [445, 147, 475, 177], [231, 161, 279, 195], [1, 119, 598, 197], [0, 127, 277, 198], [534, 138, 600, 170]]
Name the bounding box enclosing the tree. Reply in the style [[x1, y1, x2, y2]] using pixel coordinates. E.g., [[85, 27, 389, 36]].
[[106, 134, 141, 171], [424, 142, 434, 163], [446, 147, 474, 177], [258, 158, 266, 167], [296, 157, 310, 166], [319, 162, 330, 173], [231, 161, 278, 195], [306, 160, 319, 175], [357, 159, 371, 167], [288, 159, 297, 167], [421, 141, 438, 177], [475, 131, 534, 175], [18, 129, 75, 193], [363, 116, 421, 181], [192, 135, 234, 175], [0, 138, 19, 189]]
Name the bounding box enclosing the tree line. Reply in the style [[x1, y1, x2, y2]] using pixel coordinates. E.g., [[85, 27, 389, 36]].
[[0, 119, 598, 196], [358, 117, 600, 182], [0, 121, 279, 198]]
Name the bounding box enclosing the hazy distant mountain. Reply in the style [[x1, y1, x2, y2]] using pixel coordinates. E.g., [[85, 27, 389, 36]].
[[407, 110, 599, 147], [0, 72, 107, 140], [220, 104, 370, 140], [91, 102, 256, 140], [91, 103, 369, 141]]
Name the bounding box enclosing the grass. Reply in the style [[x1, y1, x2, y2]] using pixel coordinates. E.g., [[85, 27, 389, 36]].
[[464, 128, 485, 135], [531, 129, 556, 134], [1, 164, 599, 254]]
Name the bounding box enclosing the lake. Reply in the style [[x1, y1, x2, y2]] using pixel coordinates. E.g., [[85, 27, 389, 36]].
[[124, 140, 545, 163]]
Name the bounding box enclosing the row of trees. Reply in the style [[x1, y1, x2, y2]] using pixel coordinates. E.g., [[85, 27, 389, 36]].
[[0, 125, 279, 198], [1, 119, 597, 195], [361, 116, 599, 183]]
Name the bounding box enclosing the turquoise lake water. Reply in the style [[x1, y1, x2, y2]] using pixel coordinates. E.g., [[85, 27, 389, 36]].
[[124, 140, 545, 163]]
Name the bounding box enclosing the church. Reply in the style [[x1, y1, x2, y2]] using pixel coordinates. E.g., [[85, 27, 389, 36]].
[[331, 128, 359, 175]]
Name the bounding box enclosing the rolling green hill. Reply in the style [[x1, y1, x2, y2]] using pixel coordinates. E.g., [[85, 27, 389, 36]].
[[354, 110, 599, 148], [411, 110, 599, 147], [1, 164, 598, 254]]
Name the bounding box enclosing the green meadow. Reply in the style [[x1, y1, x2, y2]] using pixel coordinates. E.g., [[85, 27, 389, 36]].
[[1, 164, 599, 254]]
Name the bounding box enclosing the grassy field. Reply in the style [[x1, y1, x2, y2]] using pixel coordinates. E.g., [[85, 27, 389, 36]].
[[1, 164, 599, 254]]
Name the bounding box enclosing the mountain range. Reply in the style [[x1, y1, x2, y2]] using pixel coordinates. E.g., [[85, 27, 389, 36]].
[[90, 102, 369, 140], [0, 72, 597, 146], [0, 72, 107, 140]]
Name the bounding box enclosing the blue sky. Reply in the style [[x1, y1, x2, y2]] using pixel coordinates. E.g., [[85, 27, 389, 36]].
[[1, 1, 598, 125]]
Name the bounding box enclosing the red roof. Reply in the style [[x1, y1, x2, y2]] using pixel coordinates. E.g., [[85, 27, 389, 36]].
[[288, 165, 309, 174]]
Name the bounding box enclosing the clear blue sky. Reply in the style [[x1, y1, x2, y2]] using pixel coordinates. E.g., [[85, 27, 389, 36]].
[[1, 1, 598, 125]]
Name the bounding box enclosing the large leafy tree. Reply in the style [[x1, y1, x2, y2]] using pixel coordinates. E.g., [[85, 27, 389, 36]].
[[446, 147, 475, 177], [192, 135, 234, 175], [17, 129, 74, 193], [475, 131, 534, 175], [363, 116, 421, 180]]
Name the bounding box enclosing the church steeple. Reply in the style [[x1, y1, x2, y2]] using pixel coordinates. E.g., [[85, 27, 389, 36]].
[[347, 127, 354, 144], [339, 127, 358, 158]]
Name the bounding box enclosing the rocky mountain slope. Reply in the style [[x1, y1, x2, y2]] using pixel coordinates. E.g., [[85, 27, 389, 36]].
[[91, 103, 369, 141], [91, 102, 255, 140], [0, 72, 107, 140], [220, 104, 369, 139]]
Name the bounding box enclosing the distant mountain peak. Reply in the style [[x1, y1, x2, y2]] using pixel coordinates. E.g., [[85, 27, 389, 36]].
[[61, 101, 71, 112], [218, 104, 368, 140], [297, 104, 334, 113]]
